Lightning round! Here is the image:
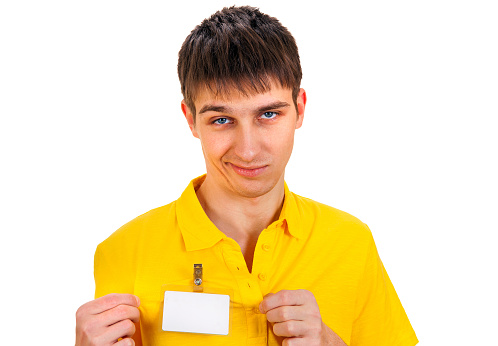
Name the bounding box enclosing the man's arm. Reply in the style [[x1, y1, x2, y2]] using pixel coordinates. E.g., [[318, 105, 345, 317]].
[[260, 290, 347, 346]]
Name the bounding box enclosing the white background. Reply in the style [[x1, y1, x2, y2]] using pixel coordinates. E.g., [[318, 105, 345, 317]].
[[1, 0, 497, 344]]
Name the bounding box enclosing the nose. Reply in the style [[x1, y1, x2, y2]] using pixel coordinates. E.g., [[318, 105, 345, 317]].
[[233, 124, 261, 163]]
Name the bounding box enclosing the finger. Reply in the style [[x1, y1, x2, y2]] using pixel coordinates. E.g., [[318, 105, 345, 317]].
[[114, 337, 135, 346], [273, 320, 307, 338], [259, 292, 272, 313], [266, 305, 303, 323], [282, 337, 307, 346], [82, 294, 140, 315], [260, 290, 312, 313], [98, 304, 140, 327], [104, 319, 136, 344]]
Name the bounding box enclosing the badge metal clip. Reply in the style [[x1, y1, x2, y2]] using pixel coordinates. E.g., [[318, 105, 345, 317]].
[[193, 263, 203, 292]]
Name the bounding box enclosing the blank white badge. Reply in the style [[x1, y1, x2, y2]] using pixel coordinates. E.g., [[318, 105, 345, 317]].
[[162, 291, 230, 335]]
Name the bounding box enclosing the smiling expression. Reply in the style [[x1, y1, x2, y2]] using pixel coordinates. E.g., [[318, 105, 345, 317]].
[[182, 84, 306, 199]]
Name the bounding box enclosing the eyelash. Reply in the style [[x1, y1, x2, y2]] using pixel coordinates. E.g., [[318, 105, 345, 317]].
[[261, 111, 278, 119], [211, 112, 279, 125], [213, 117, 231, 125]]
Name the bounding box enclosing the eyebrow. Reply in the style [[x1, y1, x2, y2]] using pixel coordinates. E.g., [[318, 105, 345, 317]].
[[198, 101, 291, 116], [257, 101, 291, 113], [198, 105, 231, 115]]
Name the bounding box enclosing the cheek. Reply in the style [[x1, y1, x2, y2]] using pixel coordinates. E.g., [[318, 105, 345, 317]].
[[268, 128, 296, 159], [282, 136, 296, 158], [201, 134, 232, 159]]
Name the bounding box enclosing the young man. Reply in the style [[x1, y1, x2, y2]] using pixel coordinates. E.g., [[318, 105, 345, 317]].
[[76, 6, 418, 346]]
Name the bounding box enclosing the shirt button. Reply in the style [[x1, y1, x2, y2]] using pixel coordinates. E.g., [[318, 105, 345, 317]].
[[262, 243, 271, 251], [258, 273, 267, 281]]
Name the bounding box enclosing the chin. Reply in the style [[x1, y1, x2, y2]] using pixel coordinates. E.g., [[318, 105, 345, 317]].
[[230, 179, 279, 199]]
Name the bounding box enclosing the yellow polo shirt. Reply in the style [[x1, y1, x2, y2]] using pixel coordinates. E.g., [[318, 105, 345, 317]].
[[95, 175, 418, 345]]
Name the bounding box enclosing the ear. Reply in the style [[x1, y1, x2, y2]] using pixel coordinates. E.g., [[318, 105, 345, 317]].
[[295, 88, 306, 129], [181, 100, 199, 138]]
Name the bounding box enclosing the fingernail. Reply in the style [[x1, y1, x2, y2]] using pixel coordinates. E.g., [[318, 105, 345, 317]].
[[135, 295, 140, 306], [258, 302, 263, 313]]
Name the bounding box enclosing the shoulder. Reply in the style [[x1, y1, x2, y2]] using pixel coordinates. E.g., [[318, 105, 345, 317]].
[[292, 192, 368, 228], [291, 192, 373, 242], [97, 200, 178, 253]]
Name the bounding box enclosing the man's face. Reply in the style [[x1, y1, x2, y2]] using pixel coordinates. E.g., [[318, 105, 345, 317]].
[[182, 84, 306, 199]]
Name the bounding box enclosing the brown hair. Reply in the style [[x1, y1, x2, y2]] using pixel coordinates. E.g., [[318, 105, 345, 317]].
[[178, 6, 302, 117]]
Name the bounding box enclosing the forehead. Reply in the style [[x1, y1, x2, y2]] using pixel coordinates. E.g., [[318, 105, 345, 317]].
[[194, 84, 294, 110]]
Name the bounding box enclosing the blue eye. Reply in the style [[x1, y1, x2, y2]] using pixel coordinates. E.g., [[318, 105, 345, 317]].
[[261, 111, 277, 119], [214, 118, 229, 125]]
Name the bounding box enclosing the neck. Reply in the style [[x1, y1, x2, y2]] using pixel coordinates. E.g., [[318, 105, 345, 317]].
[[195, 175, 285, 240]]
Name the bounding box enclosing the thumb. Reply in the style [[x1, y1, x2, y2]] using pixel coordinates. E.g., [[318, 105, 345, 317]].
[[259, 292, 275, 313]]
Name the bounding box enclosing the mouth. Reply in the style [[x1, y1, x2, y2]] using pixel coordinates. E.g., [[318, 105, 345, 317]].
[[228, 163, 268, 178]]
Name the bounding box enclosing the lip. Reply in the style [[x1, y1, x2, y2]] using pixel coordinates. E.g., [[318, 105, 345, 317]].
[[229, 163, 268, 177]]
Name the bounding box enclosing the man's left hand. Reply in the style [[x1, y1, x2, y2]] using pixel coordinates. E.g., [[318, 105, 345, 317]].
[[259, 289, 346, 346]]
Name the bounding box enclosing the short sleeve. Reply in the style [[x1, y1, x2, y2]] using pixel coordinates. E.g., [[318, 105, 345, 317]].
[[94, 241, 136, 298], [350, 229, 418, 345], [93, 216, 144, 298], [94, 241, 143, 346]]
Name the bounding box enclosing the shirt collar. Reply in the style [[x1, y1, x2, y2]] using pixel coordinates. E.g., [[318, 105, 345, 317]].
[[176, 175, 226, 252], [176, 175, 305, 252], [280, 181, 304, 239]]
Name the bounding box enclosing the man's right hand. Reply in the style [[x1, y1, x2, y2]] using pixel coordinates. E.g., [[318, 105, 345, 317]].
[[76, 293, 141, 346]]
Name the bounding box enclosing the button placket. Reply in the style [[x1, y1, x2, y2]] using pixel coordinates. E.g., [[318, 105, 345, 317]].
[[222, 242, 267, 340], [221, 240, 263, 305], [252, 227, 277, 291]]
